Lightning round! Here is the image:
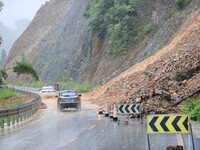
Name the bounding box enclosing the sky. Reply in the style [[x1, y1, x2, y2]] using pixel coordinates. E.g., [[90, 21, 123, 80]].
[[0, 0, 50, 29]]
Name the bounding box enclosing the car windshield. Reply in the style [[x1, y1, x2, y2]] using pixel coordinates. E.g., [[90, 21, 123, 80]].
[[60, 92, 77, 97], [42, 87, 54, 90]]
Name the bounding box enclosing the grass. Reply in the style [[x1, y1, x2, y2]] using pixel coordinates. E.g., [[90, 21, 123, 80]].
[[143, 23, 153, 35], [173, 11, 181, 18], [0, 88, 18, 100], [0, 88, 24, 108], [56, 81, 91, 93], [181, 98, 200, 122]]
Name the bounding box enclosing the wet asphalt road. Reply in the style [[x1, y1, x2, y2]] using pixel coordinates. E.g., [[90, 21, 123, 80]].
[[0, 87, 199, 150]]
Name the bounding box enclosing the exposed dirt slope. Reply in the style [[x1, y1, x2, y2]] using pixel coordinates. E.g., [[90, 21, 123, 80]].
[[83, 10, 200, 114]]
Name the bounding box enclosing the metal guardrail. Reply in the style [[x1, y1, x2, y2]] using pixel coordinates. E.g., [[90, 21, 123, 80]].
[[0, 89, 41, 128]]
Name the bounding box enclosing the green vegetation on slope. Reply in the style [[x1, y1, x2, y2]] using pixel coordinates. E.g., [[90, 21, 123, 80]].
[[0, 70, 7, 85], [0, 88, 18, 100], [85, 0, 141, 55], [182, 98, 200, 122], [0, 88, 25, 108], [143, 23, 153, 35]]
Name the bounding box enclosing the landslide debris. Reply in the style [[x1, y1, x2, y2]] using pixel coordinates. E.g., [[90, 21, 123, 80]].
[[83, 10, 200, 114]]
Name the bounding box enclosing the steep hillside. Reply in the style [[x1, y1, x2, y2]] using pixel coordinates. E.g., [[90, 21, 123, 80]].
[[4, 0, 200, 87], [83, 10, 200, 113], [86, 0, 200, 85], [4, 0, 74, 79], [33, 0, 91, 82]]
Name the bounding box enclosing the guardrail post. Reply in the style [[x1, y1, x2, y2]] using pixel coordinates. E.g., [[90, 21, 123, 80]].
[[0, 89, 41, 128], [7, 117, 10, 126], [16, 115, 19, 123], [20, 115, 23, 121], [24, 113, 26, 120], [1, 119, 4, 128], [12, 116, 15, 125], [27, 111, 30, 118]]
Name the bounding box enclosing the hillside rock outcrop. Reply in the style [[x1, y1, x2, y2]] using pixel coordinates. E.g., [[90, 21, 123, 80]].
[[34, 0, 91, 82]]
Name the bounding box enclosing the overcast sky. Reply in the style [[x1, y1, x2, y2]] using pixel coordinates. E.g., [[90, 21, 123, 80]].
[[0, 0, 49, 29]]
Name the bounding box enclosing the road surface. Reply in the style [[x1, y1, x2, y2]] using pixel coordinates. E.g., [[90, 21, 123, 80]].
[[0, 87, 199, 150]]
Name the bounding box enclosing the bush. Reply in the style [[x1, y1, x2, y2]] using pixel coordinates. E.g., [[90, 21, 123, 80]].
[[0, 70, 8, 85], [182, 98, 200, 122], [175, 71, 186, 81], [173, 11, 181, 18], [143, 23, 153, 35], [176, 0, 192, 9]]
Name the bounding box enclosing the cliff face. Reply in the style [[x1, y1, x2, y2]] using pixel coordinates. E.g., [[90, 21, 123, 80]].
[[34, 0, 91, 82], [4, 0, 200, 85]]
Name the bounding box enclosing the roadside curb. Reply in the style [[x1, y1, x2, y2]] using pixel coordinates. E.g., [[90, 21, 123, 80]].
[[191, 121, 200, 138]]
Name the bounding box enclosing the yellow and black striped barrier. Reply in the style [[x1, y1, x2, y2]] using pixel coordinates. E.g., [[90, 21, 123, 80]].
[[146, 114, 195, 150], [147, 114, 190, 134], [117, 104, 141, 115]]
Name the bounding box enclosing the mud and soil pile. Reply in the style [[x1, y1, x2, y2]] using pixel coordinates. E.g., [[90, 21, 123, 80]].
[[83, 10, 200, 114]]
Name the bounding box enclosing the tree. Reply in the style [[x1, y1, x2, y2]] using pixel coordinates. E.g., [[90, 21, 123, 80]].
[[0, 49, 7, 68], [13, 54, 39, 81], [0, 70, 7, 85]]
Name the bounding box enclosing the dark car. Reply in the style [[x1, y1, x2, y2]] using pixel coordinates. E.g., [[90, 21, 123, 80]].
[[56, 90, 81, 111]]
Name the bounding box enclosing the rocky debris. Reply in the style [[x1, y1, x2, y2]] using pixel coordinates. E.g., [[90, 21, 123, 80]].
[[166, 145, 183, 150], [83, 10, 200, 114]]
